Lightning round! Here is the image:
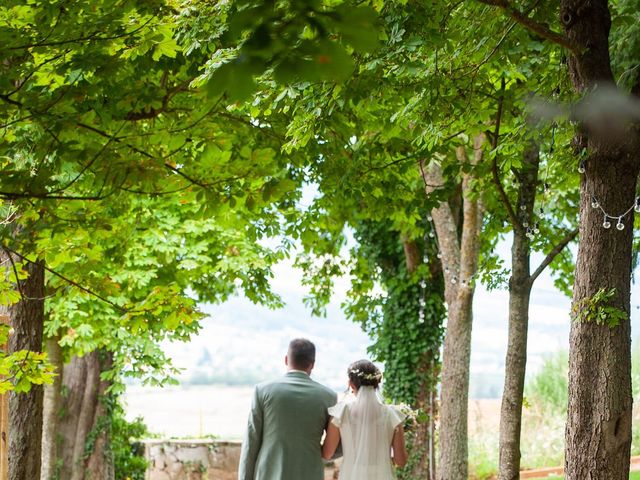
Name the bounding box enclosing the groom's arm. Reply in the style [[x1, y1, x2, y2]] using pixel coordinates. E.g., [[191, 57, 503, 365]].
[[326, 391, 342, 460], [238, 386, 263, 480]]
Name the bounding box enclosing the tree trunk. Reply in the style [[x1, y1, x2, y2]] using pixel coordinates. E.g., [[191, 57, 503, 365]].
[[565, 140, 637, 480], [499, 281, 533, 480], [422, 135, 484, 480], [58, 351, 115, 480], [438, 291, 474, 479], [0, 255, 45, 480], [561, 1, 640, 478], [41, 335, 63, 480], [498, 141, 539, 480]]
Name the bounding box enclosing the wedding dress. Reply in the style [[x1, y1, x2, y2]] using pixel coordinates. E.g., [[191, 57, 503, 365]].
[[328, 386, 405, 480]]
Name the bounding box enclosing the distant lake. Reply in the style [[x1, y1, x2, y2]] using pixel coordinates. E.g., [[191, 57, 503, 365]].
[[123, 384, 506, 442], [124, 384, 255, 440]]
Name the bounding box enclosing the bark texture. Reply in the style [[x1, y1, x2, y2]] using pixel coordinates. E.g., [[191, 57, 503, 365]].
[[565, 134, 637, 480], [58, 351, 115, 480], [560, 1, 640, 479], [498, 141, 539, 480], [422, 135, 484, 480], [0, 255, 45, 480], [41, 336, 63, 480]]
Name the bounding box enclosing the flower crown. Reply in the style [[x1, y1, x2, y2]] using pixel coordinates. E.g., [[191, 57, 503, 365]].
[[349, 368, 383, 381]]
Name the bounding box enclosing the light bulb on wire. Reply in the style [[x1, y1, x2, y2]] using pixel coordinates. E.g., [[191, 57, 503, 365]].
[[578, 160, 586, 174]]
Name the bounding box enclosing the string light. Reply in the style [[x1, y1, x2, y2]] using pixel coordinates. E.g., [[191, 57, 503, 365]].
[[589, 181, 638, 231], [520, 122, 556, 239], [578, 160, 586, 174], [549, 123, 557, 154]]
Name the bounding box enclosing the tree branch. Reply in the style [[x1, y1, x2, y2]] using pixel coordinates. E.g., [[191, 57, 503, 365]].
[[529, 228, 578, 283], [8, 17, 156, 51], [123, 79, 191, 121], [4, 247, 128, 313], [0, 191, 111, 201], [475, 0, 580, 55], [420, 159, 462, 301], [459, 135, 485, 283], [490, 77, 523, 235], [0, 94, 23, 108]]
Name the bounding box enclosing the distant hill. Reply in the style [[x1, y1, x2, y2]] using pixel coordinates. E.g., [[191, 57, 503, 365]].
[[158, 257, 640, 398]]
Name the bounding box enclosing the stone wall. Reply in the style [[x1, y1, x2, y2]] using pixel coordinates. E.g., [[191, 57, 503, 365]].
[[143, 439, 339, 480], [143, 439, 240, 480]]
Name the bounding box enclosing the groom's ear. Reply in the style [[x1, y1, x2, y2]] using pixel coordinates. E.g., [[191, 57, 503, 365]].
[[284, 355, 289, 367]]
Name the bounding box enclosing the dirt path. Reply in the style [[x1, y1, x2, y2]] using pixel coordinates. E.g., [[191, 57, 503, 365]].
[[519, 456, 640, 479]]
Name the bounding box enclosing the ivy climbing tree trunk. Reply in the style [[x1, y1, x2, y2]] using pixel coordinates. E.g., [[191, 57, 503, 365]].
[[402, 238, 440, 480], [58, 351, 115, 480], [0, 253, 45, 480], [559, 1, 640, 478], [41, 335, 63, 480], [422, 135, 485, 480]]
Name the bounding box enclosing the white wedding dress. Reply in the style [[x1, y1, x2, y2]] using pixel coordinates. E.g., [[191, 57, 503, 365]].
[[328, 386, 405, 480]]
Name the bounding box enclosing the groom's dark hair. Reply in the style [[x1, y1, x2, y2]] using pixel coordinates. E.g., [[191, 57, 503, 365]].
[[288, 338, 316, 369]]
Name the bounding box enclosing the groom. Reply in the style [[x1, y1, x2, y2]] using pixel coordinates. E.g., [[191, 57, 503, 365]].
[[238, 338, 337, 480]]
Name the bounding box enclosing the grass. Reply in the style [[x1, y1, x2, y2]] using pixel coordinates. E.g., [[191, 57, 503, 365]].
[[468, 346, 640, 480], [534, 473, 640, 480]]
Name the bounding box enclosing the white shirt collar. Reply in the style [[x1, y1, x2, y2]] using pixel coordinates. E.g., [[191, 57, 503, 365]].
[[288, 369, 309, 376]]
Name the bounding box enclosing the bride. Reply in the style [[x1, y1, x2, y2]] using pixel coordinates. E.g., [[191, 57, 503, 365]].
[[322, 360, 408, 479]]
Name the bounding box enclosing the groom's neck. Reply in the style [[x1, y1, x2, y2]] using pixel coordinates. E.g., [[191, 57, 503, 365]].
[[288, 367, 311, 375]]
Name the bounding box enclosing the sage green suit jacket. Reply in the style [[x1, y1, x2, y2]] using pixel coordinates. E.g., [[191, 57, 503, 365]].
[[238, 371, 337, 480]]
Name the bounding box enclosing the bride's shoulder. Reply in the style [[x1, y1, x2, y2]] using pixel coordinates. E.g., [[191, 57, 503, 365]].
[[383, 403, 408, 425], [328, 400, 352, 427], [328, 399, 351, 414]]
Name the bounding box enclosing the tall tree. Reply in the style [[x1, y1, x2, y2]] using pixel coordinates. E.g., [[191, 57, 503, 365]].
[[0, 252, 45, 480], [495, 131, 577, 479], [422, 137, 485, 480], [477, 0, 640, 477], [0, 1, 326, 474]]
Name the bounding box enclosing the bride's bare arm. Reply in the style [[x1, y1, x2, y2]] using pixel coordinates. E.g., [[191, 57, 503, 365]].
[[391, 425, 408, 467], [322, 420, 341, 460]]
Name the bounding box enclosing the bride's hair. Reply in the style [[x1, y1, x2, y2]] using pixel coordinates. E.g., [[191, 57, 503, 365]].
[[347, 359, 382, 389]]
